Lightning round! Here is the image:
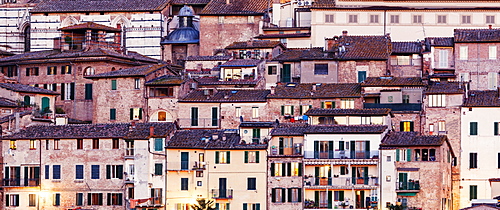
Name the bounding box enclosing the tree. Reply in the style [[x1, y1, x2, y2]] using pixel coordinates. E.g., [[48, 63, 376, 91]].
[[191, 198, 216, 210]]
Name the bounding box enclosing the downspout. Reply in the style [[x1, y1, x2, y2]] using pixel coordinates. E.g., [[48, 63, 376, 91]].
[[383, 10, 387, 36]]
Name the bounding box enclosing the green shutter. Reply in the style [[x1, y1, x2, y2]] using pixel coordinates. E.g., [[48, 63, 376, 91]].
[[350, 141, 355, 158], [321, 102, 325, 108], [130, 108, 133, 120], [111, 80, 117, 90], [470, 185, 477, 200], [216, 203, 220, 210], [227, 151, 231, 163], [315, 167, 319, 177], [352, 167, 356, 184], [60, 83, 65, 99], [365, 141, 370, 158], [256, 151, 260, 163], [328, 191, 333, 208], [226, 203, 230, 210], [255, 203, 260, 210], [329, 141, 334, 158], [281, 189, 286, 202], [339, 191, 344, 201], [110, 109, 116, 120], [281, 105, 285, 115], [339, 141, 344, 151], [363, 167, 369, 184], [212, 107, 218, 126], [495, 122, 499, 135], [291, 106, 294, 115], [279, 138, 284, 155], [407, 149, 412, 162], [270, 163, 275, 176], [107, 193, 111, 205], [244, 151, 249, 163], [106, 165, 111, 179], [410, 121, 414, 131], [215, 151, 220, 164], [314, 191, 319, 207], [314, 141, 319, 158], [470, 122, 478, 135], [243, 203, 247, 210], [282, 162, 286, 175], [396, 149, 400, 161], [298, 163, 303, 176], [400, 121, 404, 131], [300, 106, 303, 115]]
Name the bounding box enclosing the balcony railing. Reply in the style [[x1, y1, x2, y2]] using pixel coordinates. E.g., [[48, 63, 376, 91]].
[[363, 103, 422, 111], [270, 146, 303, 156], [211, 189, 233, 199], [304, 150, 379, 159], [192, 161, 206, 170], [304, 177, 378, 187], [3, 178, 40, 187], [397, 180, 420, 191]]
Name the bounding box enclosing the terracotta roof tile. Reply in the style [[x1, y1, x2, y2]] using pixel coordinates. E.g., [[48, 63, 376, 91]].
[[32, 0, 169, 12], [0, 83, 59, 95], [337, 35, 391, 60], [272, 48, 327, 61], [200, 0, 268, 15], [270, 123, 309, 136], [425, 82, 466, 95], [455, 28, 500, 42], [167, 129, 267, 149], [381, 131, 447, 146], [186, 55, 231, 61], [392, 41, 422, 54], [220, 59, 263, 67], [305, 125, 388, 134], [180, 89, 269, 102], [310, 0, 335, 7], [86, 64, 175, 78], [0, 97, 17, 107], [225, 40, 282, 49], [59, 22, 121, 32], [361, 77, 425, 87], [145, 75, 184, 85], [304, 108, 391, 116], [0, 111, 31, 124], [255, 33, 311, 39], [0, 50, 14, 56], [194, 77, 259, 85], [239, 121, 275, 127], [425, 37, 454, 47], [463, 90, 500, 107], [267, 83, 361, 98], [168, 0, 211, 4]]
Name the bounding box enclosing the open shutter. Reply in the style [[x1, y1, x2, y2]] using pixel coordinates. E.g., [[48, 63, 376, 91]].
[[298, 163, 303, 176], [329, 141, 334, 158], [410, 122, 414, 131], [106, 165, 111, 179], [255, 203, 260, 210], [339, 141, 344, 151], [339, 191, 344, 201], [244, 151, 249, 163], [365, 141, 370, 158], [281, 189, 286, 202], [87, 193, 92, 205], [407, 149, 412, 162], [279, 138, 284, 155], [363, 167, 369, 185], [396, 149, 400, 161], [291, 106, 294, 115], [321, 102, 325, 108], [61, 83, 65, 100], [256, 151, 260, 163], [227, 151, 230, 164], [129, 109, 133, 120], [281, 162, 286, 176], [350, 141, 355, 158], [24, 167, 28, 186], [117, 165, 123, 179], [314, 141, 319, 159], [270, 163, 275, 176], [495, 122, 499, 135], [328, 191, 333, 208], [271, 189, 276, 202], [70, 83, 75, 100], [400, 121, 404, 131], [281, 105, 285, 115], [287, 163, 292, 176], [243, 203, 247, 210], [314, 191, 319, 207], [352, 167, 356, 184], [138, 108, 143, 120], [107, 193, 111, 205], [288, 188, 292, 202], [215, 151, 220, 164]]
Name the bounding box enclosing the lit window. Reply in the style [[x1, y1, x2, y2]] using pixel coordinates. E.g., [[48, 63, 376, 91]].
[[216, 151, 230, 164], [30, 139, 36, 150], [84, 67, 95, 76], [10, 140, 16, 150]]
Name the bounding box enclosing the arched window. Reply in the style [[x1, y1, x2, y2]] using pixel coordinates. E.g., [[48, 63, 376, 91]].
[[84, 67, 95, 76]]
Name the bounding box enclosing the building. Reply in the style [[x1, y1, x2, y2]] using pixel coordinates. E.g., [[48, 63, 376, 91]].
[[0, 0, 35, 54]]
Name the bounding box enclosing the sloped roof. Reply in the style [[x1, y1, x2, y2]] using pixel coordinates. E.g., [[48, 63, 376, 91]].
[[463, 90, 500, 107], [337, 35, 391, 60], [200, 0, 268, 15], [186, 55, 231, 61], [304, 108, 391, 116], [3, 122, 175, 139], [167, 129, 267, 149], [225, 40, 282, 49], [59, 22, 121, 32], [362, 77, 425, 87], [85, 64, 175, 79], [180, 89, 269, 102], [168, 0, 211, 4], [267, 83, 361, 98], [0, 83, 59, 95], [272, 48, 327, 61], [455, 28, 500, 43], [31, 0, 169, 13], [426, 37, 454, 47], [425, 82, 466, 95], [271, 123, 309, 136], [381, 132, 448, 146], [239, 121, 275, 127], [194, 77, 259, 85], [0, 97, 17, 107], [220, 59, 263, 67], [145, 75, 184, 85], [255, 33, 311, 39], [305, 125, 388, 134], [392, 41, 422, 54], [310, 0, 335, 7]]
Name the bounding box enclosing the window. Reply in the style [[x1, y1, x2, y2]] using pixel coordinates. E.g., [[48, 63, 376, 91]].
[[348, 14, 358, 23], [414, 149, 436, 161], [91, 165, 100, 179], [29, 194, 36, 206], [10, 140, 16, 150], [47, 66, 57, 75], [462, 15, 471, 24], [244, 151, 259, 163], [111, 80, 117, 90], [92, 138, 99, 149], [429, 94, 446, 107], [54, 139, 60, 150], [247, 15, 254, 23], [77, 139, 83, 149], [84, 67, 95, 76], [130, 108, 142, 120], [288, 188, 302, 202], [438, 50, 448, 68], [290, 162, 302, 176], [154, 163, 163, 175], [370, 15, 379, 23], [314, 64, 328, 75], [413, 15, 422, 23], [388, 96, 393, 102], [6, 194, 19, 206], [300, 105, 311, 115], [134, 78, 140, 89], [322, 101, 335, 109], [247, 178, 256, 190], [490, 46, 497, 60], [390, 15, 399, 24], [53, 193, 61, 206], [30, 139, 36, 150], [129, 164, 135, 176], [61, 65, 71, 74], [212, 107, 218, 127], [396, 149, 411, 162], [252, 107, 259, 118], [460, 46, 468, 60], [271, 188, 286, 203], [181, 178, 188, 190], [400, 121, 414, 132], [403, 95, 410, 103], [470, 185, 478, 200], [61, 83, 75, 100], [340, 99, 354, 109], [470, 122, 478, 135], [437, 15, 447, 23], [128, 188, 134, 199], [110, 109, 116, 120], [486, 15, 495, 24], [76, 165, 84, 179], [489, 72, 498, 90], [271, 163, 284, 176], [218, 16, 224, 24], [53, 165, 61, 179], [181, 152, 189, 170], [268, 66, 277, 75], [191, 107, 198, 126], [76, 193, 84, 206], [106, 165, 123, 179], [154, 138, 163, 151], [235, 107, 241, 118], [87, 193, 103, 205], [325, 14, 334, 23], [149, 87, 174, 97], [391, 55, 411, 65], [45, 165, 50, 179], [357, 71, 366, 83], [470, 153, 478, 169], [243, 203, 260, 210], [215, 151, 230, 164], [107, 193, 123, 205], [126, 140, 134, 156], [85, 84, 92, 100], [438, 121, 446, 133], [112, 138, 119, 149], [26, 67, 39, 76], [281, 105, 294, 116]]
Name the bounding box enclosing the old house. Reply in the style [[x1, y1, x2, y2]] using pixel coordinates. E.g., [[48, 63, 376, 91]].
[[379, 132, 454, 210], [270, 47, 329, 84], [0, 83, 58, 120], [0, 0, 34, 54], [183, 55, 232, 79], [390, 41, 423, 78], [423, 37, 455, 82], [194, 59, 267, 89], [166, 129, 267, 210]]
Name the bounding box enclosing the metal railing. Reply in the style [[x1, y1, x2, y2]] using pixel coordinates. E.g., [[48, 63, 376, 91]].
[[304, 150, 379, 159], [397, 180, 420, 190], [304, 177, 378, 187], [211, 189, 233, 199], [3, 178, 40, 187]]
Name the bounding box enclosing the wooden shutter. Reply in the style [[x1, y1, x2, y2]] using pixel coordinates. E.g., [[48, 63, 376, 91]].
[[298, 163, 303, 176], [129, 108, 133, 120], [256, 151, 260, 163], [281, 105, 285, 115], [243, 203, 247, 210], [61, 83, 65, 99], [271, 189, 276, 202], [396, 149, 400, 161], [70, 83, 75, 100], [244, 151, 249, 163], [328, 191, 333, 208], [281, 188, 286, 202], [117, 165, 123, 179], [227, 151, 230, 164], [215, 151, 220, 164], [106, 165, 111, 179], [279, 138, 284, 155], [287, 163, 292, 176], [407, 149, 412, 162], [470, 122, 478, 135], [138, 108, 143, 120], [270, 163, 275, 176], [495, 122, 499, 135], [291, 106, 294, 115]]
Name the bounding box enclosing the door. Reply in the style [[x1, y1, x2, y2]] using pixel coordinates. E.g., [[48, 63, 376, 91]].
[[281, 64, 291, 83], [219, 178, 227, 198], [181, 152, 189, 170], [24, 95, 30, 107], [41, 97, 50, 112]]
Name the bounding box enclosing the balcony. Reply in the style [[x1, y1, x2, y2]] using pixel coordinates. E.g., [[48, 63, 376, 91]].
[[397, 180, 420, 192], [363, 103, 421, 111], [192, 161, 206, 170], [304, 177, 378, 189], [304, 150, 379, 160], [211, 189, 233, 199], [270, 146, 303, 157], [3, 178, 40, 187]]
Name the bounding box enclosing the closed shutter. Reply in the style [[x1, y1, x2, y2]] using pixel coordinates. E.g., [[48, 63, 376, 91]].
[[407, 149, 412, 162], [70, 83, 75, 100], [212, 107, 218, 126], [243, 203, 247, 210], [396, 149, 400, 161], [279, 138, 284, 155], [270, 163, 275, 176], [244, 151, 248, 163], [470, 122, 478, 135], [106, 165, 111, 179], [339, 141, 344, 151]]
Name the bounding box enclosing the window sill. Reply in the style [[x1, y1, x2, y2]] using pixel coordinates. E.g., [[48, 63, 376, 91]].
[[74, 180, 84, 183]]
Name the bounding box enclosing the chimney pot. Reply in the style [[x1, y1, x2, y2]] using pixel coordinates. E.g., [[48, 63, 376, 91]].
[[270, 86, 275, 94], [489, 24, 493, 29], [342, 30, 348, 36], [149, 126, 154, 136]]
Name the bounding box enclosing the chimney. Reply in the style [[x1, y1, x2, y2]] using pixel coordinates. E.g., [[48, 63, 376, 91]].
[[270, 86, 275, 95], [129, 121, 136, 131], [149, 126, 154, 137], [342, 30, 348, 37], [312, 84, 317, 91], [226, 0, 230, 4], [489, 25, 493, 29], [15, 112, 20, 132]]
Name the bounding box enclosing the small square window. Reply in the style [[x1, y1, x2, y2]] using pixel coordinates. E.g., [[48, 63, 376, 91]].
[[197, 181, 202, 186], [325, 14, 334, 23], [348, 14, 358, 23], [413, 15, 422, 24]]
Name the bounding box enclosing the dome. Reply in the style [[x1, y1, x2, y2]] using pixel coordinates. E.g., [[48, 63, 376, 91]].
[[162, 27, 199, 44], [178, 5, 195, 17]]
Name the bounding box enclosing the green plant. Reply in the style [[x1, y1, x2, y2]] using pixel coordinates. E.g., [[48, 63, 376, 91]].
[[191, 198, 215, 210], [55, 107, 65, 114]]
